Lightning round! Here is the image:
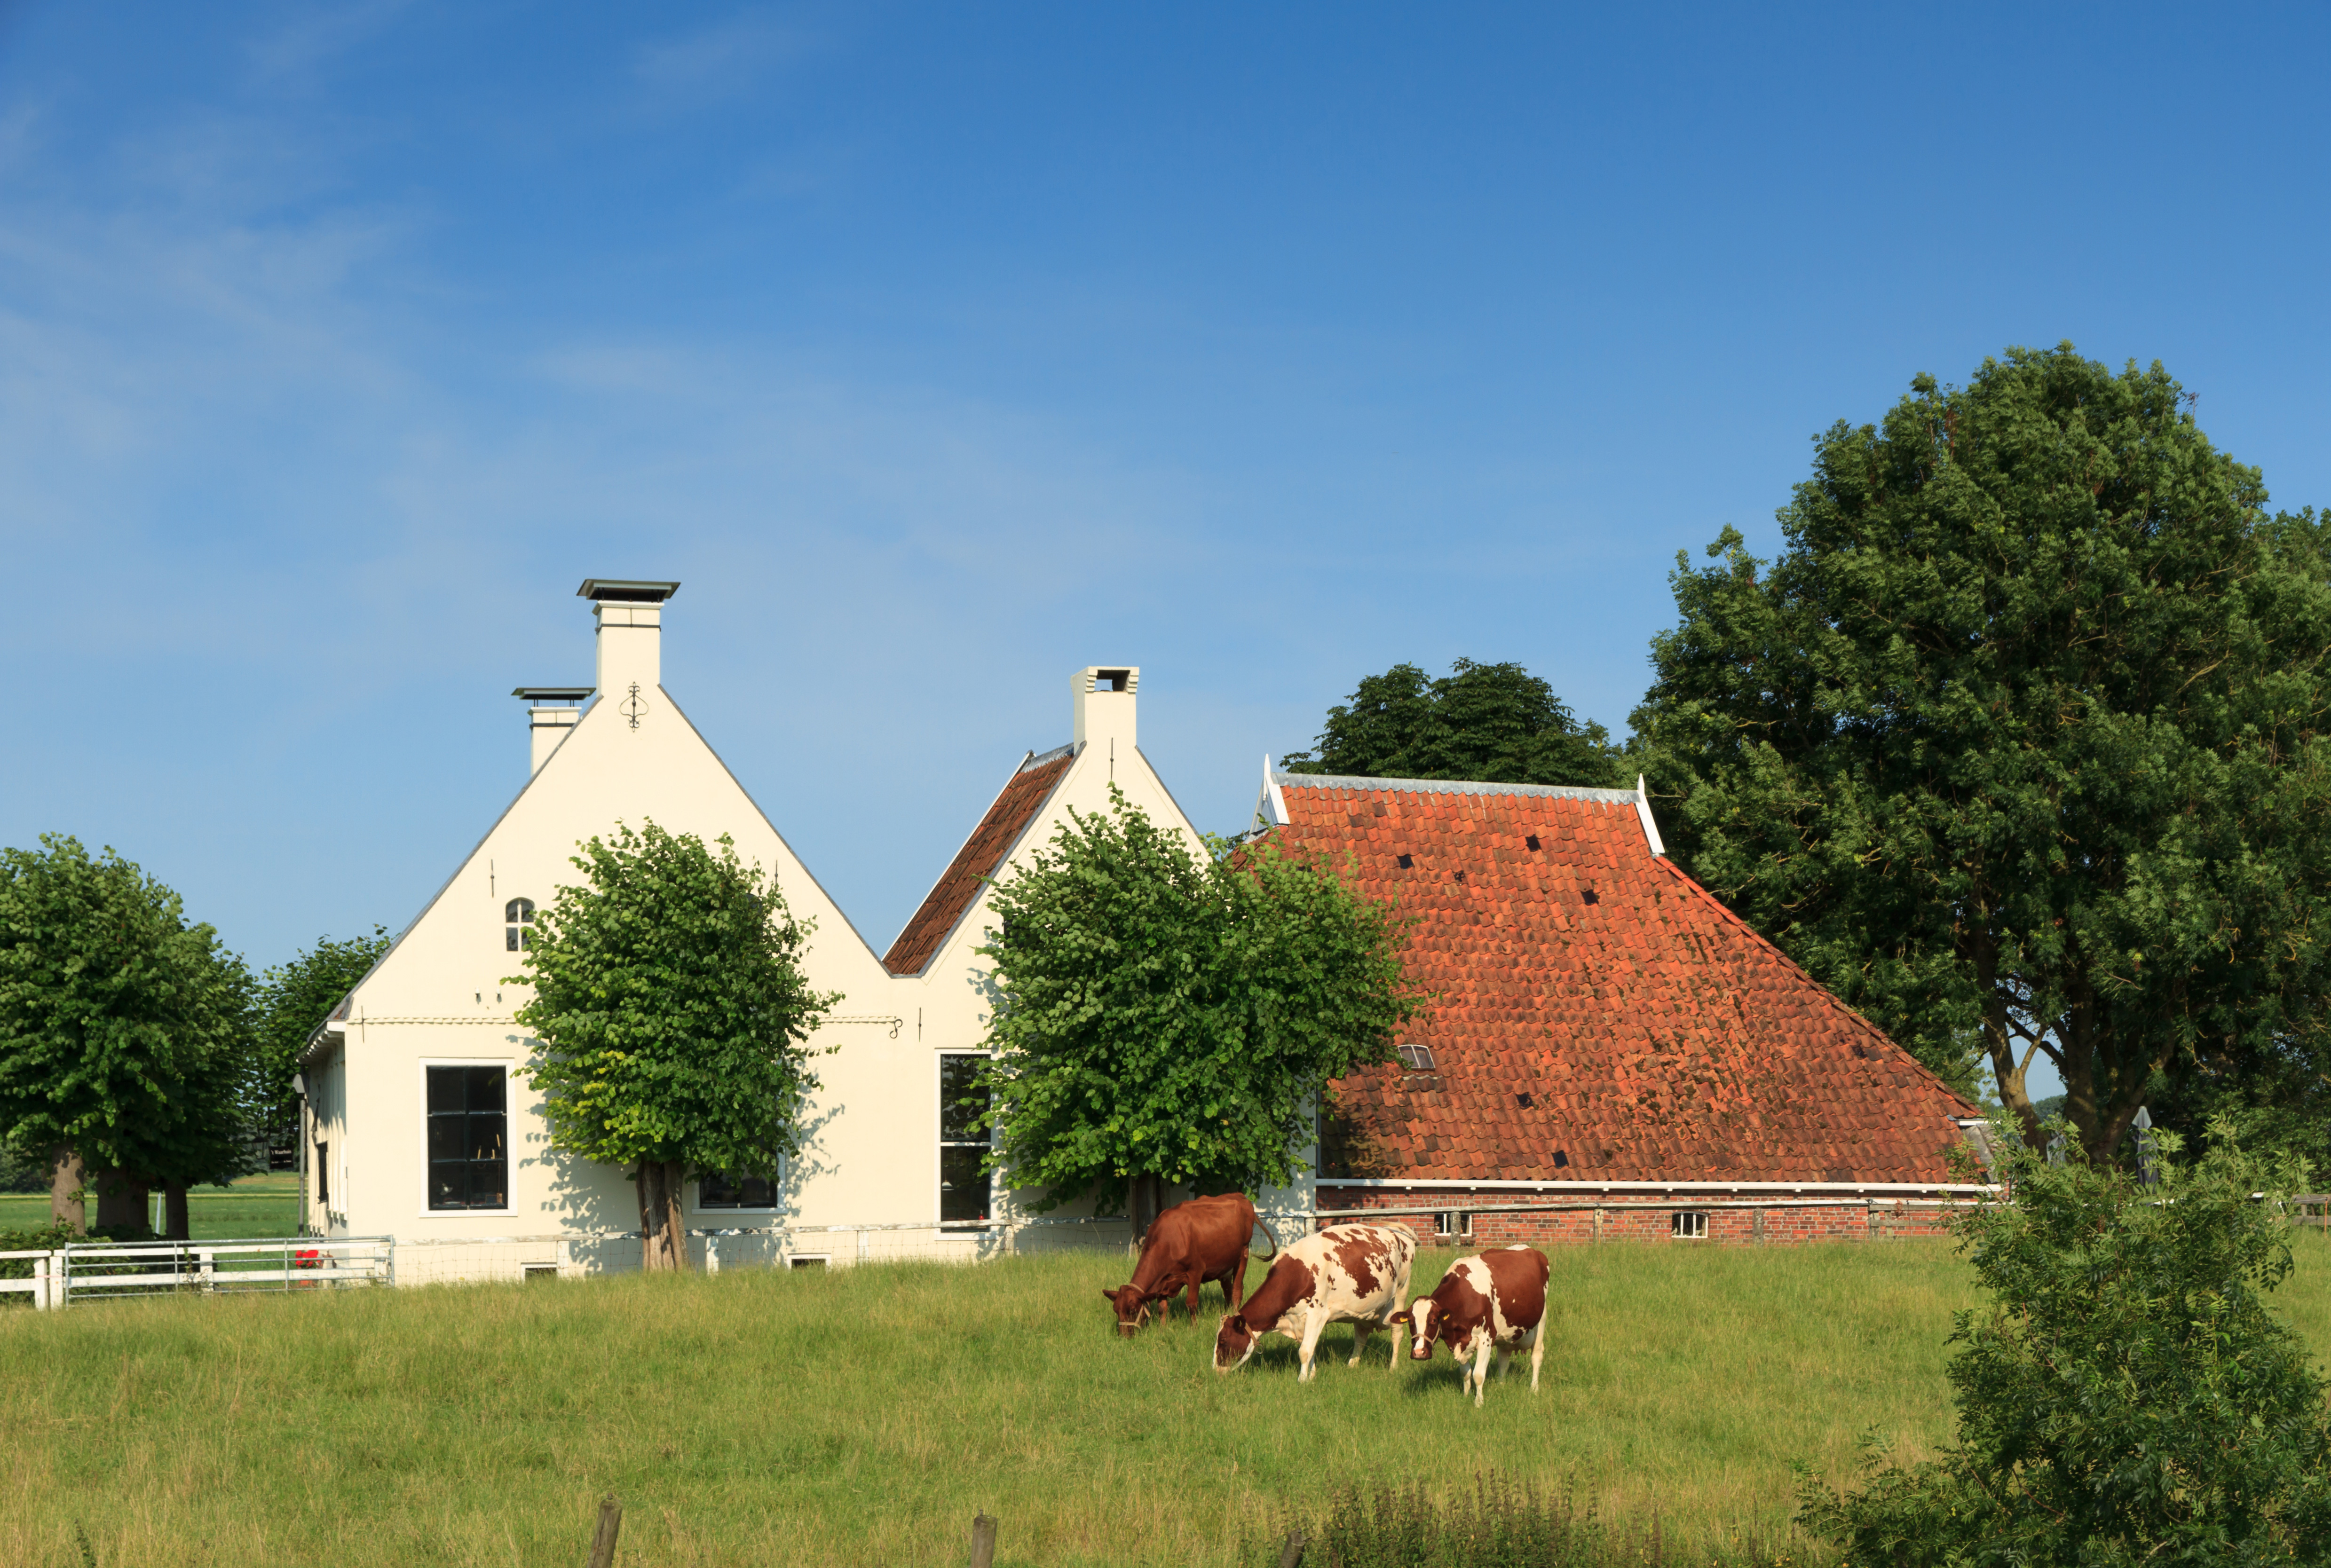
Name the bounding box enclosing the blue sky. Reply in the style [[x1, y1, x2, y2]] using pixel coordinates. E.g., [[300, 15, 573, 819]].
[[7, 4, 2330, 1101]]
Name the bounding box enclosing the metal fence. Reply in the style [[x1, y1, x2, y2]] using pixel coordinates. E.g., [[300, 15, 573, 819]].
[[0, 1236, 394, 1309]]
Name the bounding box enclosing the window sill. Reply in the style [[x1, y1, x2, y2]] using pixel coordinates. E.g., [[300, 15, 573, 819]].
[[417, 1208, 518, 1219]]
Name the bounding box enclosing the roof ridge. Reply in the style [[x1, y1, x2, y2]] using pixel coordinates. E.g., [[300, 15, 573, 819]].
[[1272, 771, 1640, 804]]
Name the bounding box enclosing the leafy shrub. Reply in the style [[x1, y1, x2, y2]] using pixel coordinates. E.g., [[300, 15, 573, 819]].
[[1254, 1474, 1802, 1568], [1800, 1118, 2331, 1565]]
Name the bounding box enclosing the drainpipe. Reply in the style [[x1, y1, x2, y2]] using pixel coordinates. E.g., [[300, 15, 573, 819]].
[[292, 1073, 308, 1237]]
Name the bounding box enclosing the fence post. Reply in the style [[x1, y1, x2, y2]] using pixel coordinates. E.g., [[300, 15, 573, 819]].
[[32, 1254, 49, 1311], [586, 1494, 622, 1568], [968, 1513, 997, 1568]]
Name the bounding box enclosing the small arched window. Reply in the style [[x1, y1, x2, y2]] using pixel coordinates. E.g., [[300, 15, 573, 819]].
[[505, 898, 535, 951]]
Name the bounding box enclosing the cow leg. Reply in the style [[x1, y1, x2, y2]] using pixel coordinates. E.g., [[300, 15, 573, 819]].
[[1348, 1318, 1372, 1368], [1297, 1315, 1327, 1383], [1528, 1326, 1545, 1393], [1471, 1338, 1495, 1408], [1186, 1274, 1202, 1322]]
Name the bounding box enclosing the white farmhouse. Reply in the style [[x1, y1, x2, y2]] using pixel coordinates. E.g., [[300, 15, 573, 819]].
[[298, 579, 1205, 1281]]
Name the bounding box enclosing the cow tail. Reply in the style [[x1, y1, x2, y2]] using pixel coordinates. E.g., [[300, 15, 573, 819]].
[[1251, 1216, 1280, 1260]]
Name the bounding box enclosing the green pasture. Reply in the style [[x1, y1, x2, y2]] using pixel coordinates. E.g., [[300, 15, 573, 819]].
[[6, 1232, 2331, 1568], [0, 1170, 301, 1241]]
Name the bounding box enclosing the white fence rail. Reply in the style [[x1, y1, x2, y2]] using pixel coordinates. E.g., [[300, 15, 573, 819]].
[[0, 1237, 394, 1309]]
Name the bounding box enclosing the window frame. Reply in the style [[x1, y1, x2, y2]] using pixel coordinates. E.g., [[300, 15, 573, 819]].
[[936, 1050, 995, 1232], [1670, 1210, 1710, 1240], [417, 1058, 516, 1217], [505, 898, 536, 951], [693, 1164, 784, 1215]]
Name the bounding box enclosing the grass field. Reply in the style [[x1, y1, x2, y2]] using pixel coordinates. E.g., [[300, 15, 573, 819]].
[[0, 1170, 301, 1239], [7, 1232, 2331, 1568]]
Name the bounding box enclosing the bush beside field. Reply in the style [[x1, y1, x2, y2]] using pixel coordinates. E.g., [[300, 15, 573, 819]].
[[4, 1235, 2330, 1568]]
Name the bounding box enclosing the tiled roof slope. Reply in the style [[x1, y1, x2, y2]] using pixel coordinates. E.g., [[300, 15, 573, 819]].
[[884, 747, 1076, 976], [1274, 775, 1979, 1184]]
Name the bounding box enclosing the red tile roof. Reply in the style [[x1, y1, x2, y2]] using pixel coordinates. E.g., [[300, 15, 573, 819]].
[[1271, 775, 1978, 1185], [884, 747, 1076, 976]]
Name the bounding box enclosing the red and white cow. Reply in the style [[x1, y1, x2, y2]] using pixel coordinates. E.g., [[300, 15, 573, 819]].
[[1212, 1222, 1417, 1381], [1392, 1245, 1549, 1406]]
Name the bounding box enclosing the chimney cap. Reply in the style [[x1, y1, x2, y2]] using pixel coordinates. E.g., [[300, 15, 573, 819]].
[[513, 686, 594, 702], [577, 579, 680, 603]]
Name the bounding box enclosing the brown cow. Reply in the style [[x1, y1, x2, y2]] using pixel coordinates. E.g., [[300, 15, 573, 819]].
[[1392, 1245, 1549, 1406], [1101, 1192, 1265, 1337], [1213, 1222, 1417, 1380]]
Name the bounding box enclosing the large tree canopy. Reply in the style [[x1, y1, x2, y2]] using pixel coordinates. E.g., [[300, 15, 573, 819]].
[[1634, 344, 2331, 1158], [975, 788, 1421, 1235], [0, 835, 255, 1234], [511, 821, 839, 1272], [1283, 658, 1624, 788]]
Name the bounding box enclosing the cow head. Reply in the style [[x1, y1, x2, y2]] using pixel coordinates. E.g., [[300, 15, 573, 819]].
[[1213, 1312, 1258, 1373], [1393, 1297, 1445, 1359], [1102, 1284, 1158, 1337]]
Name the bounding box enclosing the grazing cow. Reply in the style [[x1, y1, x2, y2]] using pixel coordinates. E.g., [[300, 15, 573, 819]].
[[1102, 1193, 1266, 1337], [1392, 1245, 1550, 1406], [1212, 1222, 1417, 1381]]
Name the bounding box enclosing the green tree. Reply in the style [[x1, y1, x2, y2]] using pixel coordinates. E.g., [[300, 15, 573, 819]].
[[975, 787, 1422, 1237], [1283, 658, 1625, 788], [0, 835, 256, 1236], [251, 928, 389, 1166], [1633, 344, 2331, 1155], [511, 821, 840, 1272], [1801, 1121, 2331, 1564]]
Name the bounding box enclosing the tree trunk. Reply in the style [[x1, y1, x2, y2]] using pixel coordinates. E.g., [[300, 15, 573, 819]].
[[164, 1184, 191, 1242], [638, 1161, 688, 1273], [47, 1145, 85, 1234], [92, 1170, 150, 1234], [1128, 1172, 1164, 1250]]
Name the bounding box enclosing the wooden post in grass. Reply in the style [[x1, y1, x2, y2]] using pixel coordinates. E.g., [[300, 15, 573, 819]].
[[586, 1494, 622, 1568], [1277, 1528, 1306, 1568], [969, 1512, 997, 1568]]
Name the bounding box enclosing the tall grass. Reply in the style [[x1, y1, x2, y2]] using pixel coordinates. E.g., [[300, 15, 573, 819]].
[[6, 1233, 2325, 1567]]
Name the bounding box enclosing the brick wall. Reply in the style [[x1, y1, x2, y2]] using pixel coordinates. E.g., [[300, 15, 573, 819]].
[[1315, 1187, 1976, 1246]]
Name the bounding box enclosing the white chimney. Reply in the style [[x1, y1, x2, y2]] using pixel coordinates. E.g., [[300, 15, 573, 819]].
[[578, 578, 680, 713], [513, 687, 590, 775], [1072, 666, 1138, 758]]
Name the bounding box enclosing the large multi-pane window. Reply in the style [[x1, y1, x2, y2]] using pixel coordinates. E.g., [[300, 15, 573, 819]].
[[699, 1170, 778, 1210], [939, 1053, 991, 1226], [426, 1065, 508, 1210]]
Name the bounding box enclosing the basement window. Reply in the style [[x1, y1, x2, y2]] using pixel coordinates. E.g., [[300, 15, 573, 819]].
[[1396, 1043, 1436, 1071], [1671, 1211, 1709, 1240], [523, 1264, 559, 1283], [787, 1254, 829, 1270], [505, 898, 535, 951], [1435, 1211, 1471, 1239]]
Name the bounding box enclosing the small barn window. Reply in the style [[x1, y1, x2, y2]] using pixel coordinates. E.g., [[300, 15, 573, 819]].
[[1396, 1043, 1436, 1071], [1435, 1211, 1471, 1239], [1671, 1211, 1709, 1240], [523, 1264, 559, 1283], [505, 898, 536, 951], [315, 1141, 330, 1204]]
